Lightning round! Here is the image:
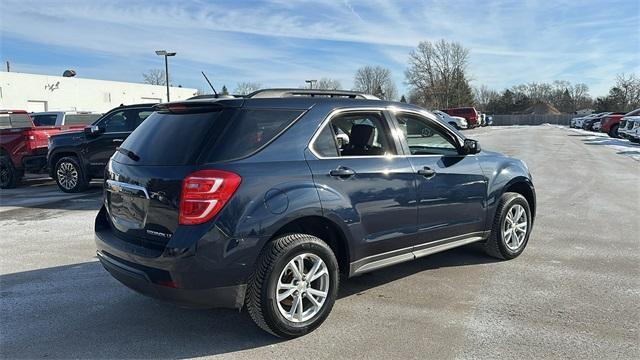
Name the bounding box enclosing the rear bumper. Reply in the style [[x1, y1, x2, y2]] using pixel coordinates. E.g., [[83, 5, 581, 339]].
[[94, 206, 249, 309], [97, 251, 245, 309]]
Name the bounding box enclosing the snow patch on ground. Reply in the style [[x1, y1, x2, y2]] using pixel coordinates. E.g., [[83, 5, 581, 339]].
[[568, 128, 640, 161]]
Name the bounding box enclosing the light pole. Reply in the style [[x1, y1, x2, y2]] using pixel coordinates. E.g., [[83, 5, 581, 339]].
[[155, 50, 176, 102], [305, 79, 317, 89]]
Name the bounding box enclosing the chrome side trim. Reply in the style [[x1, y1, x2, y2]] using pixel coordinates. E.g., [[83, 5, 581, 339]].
[[349, 232, 487, 276], [105, 179, 149, 199], [412, 234, 484, 259]]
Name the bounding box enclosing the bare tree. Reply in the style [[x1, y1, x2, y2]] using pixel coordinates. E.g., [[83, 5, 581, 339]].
[[315, 78, 342, 90], [353, 65, 397, 100], [474, 85, 500, 111], [234, 81, 262, 95], [142, 69, 166, 85], [615, 73, 640, 110], [405, 39, 471, 108]]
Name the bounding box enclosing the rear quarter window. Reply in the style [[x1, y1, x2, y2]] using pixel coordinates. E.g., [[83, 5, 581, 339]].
[[202, 108, 304, 162]]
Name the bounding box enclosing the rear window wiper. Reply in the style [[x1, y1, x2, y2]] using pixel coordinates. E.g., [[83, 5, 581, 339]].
[[117, 147, 140, 161]]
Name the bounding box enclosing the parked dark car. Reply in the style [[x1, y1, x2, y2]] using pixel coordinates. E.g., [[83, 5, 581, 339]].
[[95, 90, 536, 338], [47, 104, 155, 192]]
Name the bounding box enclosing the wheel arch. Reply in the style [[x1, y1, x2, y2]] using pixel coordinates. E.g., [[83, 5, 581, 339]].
[[270, 215, 351, 275], [503, 178, 536, 220]]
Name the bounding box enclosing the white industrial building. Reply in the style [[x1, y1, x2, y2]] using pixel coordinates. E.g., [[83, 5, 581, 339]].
[[0, 72, 197, 113]]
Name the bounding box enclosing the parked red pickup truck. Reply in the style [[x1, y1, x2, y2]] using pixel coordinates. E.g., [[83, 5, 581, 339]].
[[1, 110, 84, 188], [441, 107, 480, 128]]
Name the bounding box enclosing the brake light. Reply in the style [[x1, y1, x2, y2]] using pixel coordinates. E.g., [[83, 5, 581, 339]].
[[179, 170, 241, 225], [23, 130, 38, 151]]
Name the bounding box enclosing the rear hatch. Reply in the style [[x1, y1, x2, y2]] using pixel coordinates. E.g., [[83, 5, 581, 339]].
[[104, 100, 305, 251]]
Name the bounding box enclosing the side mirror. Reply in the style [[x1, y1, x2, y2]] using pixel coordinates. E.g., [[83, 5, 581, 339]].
[[463, 138, 481, 154], [84, 125, 103, 136]]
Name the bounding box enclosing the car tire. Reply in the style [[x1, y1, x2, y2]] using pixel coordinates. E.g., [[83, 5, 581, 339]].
[[54, 156, 89, 193], [448, 122, 461, 130], [608, 124, 619, 138], [0, 156, 21, 189], [246, 233, 339, 338], [484, 192, 532, 260]]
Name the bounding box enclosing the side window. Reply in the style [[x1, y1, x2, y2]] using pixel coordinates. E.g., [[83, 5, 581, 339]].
[[100, 111, 128, 133], [132, 110, 153, 129], [312, 125, 339, 157], [312, 112, 395, 157], [99, 109, 152, 132], [396, 113, 459, 156]]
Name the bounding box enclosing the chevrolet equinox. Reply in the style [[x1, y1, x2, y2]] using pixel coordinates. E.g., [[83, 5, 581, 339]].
[[95, 89, 536, 338]]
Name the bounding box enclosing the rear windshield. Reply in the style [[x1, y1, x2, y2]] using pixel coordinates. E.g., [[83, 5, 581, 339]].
[[32, 114, 57, 126], [0, 113, 33, 129], [65, 114, 102, 125], [116, 108, 303, 165]]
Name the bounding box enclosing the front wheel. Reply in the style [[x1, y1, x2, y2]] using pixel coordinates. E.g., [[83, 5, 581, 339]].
[[54, 156, 89, 193], [246, 234, 339, 338], [484, 192, 532, 260]]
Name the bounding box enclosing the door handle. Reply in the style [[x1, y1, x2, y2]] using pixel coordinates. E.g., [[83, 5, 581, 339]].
[[417, 166, 436, 178], [112, 139, 124, 143], [329, 167, 356, 178]]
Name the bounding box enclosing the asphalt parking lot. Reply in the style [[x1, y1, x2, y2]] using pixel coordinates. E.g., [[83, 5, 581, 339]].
[[1, 125, 638, 359]]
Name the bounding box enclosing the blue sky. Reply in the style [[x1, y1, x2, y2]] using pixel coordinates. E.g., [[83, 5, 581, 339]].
[[1, 0, 638, 97]]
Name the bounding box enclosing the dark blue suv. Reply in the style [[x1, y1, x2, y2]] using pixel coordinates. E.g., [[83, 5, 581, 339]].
[[95, 89, 535, 338]]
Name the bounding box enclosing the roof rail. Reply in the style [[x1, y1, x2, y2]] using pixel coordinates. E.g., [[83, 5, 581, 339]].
[[246, 88, 380, 100]]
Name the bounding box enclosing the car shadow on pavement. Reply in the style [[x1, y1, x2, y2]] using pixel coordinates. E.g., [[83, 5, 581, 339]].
[[339, 244, 498, 298], [0, 245, 497, 358], [0, 183, 102, 211]]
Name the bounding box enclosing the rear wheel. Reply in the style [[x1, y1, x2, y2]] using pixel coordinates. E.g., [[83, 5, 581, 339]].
[[54, 156, 89, 193], [485, 192, 532, 260], [0, 156, 21, 189], [246, 233, 339, 338]]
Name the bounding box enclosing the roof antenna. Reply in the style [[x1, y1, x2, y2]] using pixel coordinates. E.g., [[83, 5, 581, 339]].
[[201, 71, 218, 96]]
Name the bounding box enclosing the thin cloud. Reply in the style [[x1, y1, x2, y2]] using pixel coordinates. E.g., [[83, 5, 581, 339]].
[[1, 0, 638, 96]]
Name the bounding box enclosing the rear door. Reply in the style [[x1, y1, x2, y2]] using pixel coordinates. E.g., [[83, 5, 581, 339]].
[[305, 109, 417, 273], [391, 111, 486, 248]]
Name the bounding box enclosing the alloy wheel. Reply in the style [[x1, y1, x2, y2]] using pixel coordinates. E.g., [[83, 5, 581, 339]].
[[276, 253, 330, 323], [502, 204, 528, 251], [57, 162, 79, 190]]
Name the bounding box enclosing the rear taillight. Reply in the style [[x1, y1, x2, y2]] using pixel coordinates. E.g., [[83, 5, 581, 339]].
[[179, 170, 241, 225], [23, 130, 37, 151]]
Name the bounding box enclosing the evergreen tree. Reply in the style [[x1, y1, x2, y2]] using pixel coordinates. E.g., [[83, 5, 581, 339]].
[[221, 85, 229, 95]]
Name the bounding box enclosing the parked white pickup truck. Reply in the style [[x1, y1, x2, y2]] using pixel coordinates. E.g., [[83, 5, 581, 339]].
[[432, 110, 468, 129], [30, 111, 102, 127]]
